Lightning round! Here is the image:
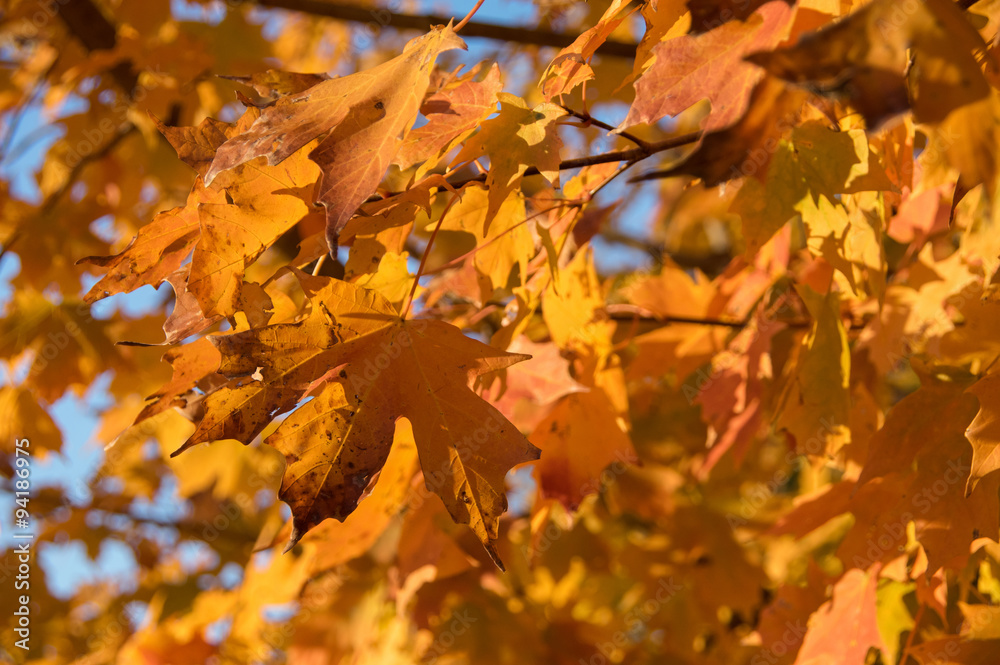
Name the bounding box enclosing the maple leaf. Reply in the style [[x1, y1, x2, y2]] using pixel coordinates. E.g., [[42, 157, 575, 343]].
[[219, 70, 330, 107], [792, 566, 886, 665], [845, 370, 1000, 573], [452, 93, 565, 234], [726, 119, 893, 258], [0, 387, 62, 456], [532, 383, 635, 508], [18, 1, 1000, 660], [190, 147, 322, 317], [270, 417, 421, 571], [79, 182, 227, 303], [539, 0, 633, 100], [746, 0, 989, 128], [620, 0, 794, 132], [635, 75, 808, 187], [774, 286, 851, 456], [801, 194, 885, 299], [152, 109, 260, 179], [624, 260, 731, 385], [154, 269, 222, 347], [488, 336, 587, 433], [687, 0, 794, 33], [697, 308, 785, 475], [619, 0, 689, 93], [395, 63, 503, 178], [441, 187, 535, 300], [203, 26, 466, 247], [964, 367, 1000, 496], [173, 270, 539, 567]]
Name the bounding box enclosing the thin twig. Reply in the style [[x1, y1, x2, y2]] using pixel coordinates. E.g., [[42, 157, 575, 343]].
[[442, 130, 703, 191], [0, 123, 136, 261], [559, 104, 649, 149], [605, 304, 748, 328], [421, 202, 572, 276], [899, 602, 926, 664]]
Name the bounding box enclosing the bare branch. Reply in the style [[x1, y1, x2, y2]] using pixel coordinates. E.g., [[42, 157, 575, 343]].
[[247, 0, 640, 57]]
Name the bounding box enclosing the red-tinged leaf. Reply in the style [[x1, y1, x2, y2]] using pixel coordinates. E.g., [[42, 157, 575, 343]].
[[887, 186, 951, 245], [687, 0, 794, 33], [792, 566, 886, 665], [697, 308, 786, 476], [964, 367, 1000, 497], [634, 76, 808, 186], [487, 336, 587, 434], [395, 63, 503, 176], [621, 0, 795, 132]]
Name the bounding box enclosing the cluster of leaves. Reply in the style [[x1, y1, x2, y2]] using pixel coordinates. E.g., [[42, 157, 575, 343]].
[[3, 0, 1000, 663]]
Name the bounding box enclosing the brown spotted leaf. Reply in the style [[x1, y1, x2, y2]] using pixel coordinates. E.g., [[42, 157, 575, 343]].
[[173, 270, 538, 567]]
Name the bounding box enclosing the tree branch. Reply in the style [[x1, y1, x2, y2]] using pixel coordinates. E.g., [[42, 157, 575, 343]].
[[249, 0, 640, 57], [559, 105, 649, 149], [604, 304, 870, 330], [2, 0, 145, 260], [441, 130, 703, 191], [0, 123, 136, 261]]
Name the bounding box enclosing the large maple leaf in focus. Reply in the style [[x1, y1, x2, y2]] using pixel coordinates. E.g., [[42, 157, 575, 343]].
[[172, 270, 539, 568]]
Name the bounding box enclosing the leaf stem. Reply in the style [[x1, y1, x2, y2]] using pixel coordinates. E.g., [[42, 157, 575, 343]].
[[454, 0, 486, 31], [401, 191, 463, 319], [311, 254, 327, 276], [899, 602, 925, 664], [421, 202, 571, 276]]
